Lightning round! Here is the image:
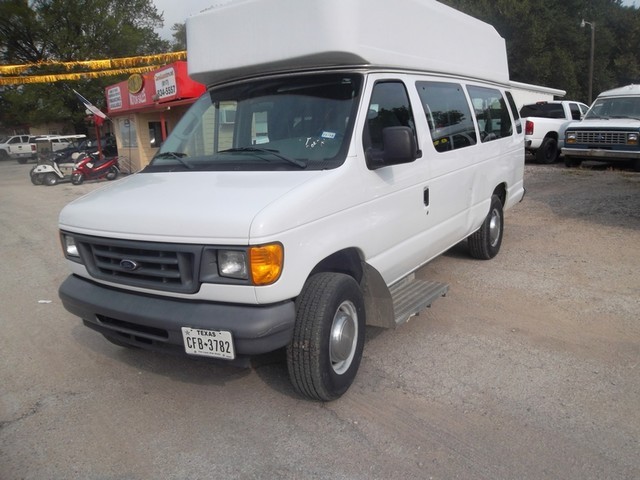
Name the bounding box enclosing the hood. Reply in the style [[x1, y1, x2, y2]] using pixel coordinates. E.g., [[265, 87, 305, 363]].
[[59, 171, 319, 243], [566, 118, 640, 129]]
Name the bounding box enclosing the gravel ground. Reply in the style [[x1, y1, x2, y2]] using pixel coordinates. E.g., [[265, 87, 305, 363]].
[[0, 159, 639, 479]]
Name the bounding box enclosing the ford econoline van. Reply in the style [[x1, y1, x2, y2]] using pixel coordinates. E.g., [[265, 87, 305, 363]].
[[58, 0, 525, 400]]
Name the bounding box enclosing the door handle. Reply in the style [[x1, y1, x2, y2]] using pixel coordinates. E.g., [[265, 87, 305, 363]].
[[423, 187, 429, 206]]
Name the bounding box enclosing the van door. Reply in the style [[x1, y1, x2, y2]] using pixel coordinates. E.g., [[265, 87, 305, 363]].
[[416, 81, 519, 245], [360, 75, 436, 284], [414, 80, 482, 246]]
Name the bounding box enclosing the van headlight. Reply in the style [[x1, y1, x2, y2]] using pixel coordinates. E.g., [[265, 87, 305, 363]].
[[200, 243, 283, 285], [627, 133, 639, 145], [61, 233, 82, 262], [218, 250, 249, 279], [566, 132, 577, 144]]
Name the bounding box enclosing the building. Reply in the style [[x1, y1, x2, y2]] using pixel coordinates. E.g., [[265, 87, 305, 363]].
[[509, 80, 567, 110], [105, 61, 206, 171]]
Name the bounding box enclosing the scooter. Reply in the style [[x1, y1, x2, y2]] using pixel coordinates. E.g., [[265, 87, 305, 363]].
[[30, 154, 79, 186], [71, 152, 120, 185]]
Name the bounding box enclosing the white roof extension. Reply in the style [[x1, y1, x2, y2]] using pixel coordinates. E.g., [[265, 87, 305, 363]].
[[597, 84, 640, 97], [187, 0, 510, 86]]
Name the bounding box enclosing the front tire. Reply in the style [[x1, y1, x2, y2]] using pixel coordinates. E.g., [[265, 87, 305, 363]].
[[468, 194, 504, 260], [536, 137, 559, 164], [71, 173, 84, 185], [565, 157, 582, 168], [287, 273, 365, 401], [30, 167, 43, 185]]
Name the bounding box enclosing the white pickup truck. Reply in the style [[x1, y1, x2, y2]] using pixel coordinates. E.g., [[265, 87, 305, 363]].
[[0, 135, 37, 162], [520, 101, 589, 163]]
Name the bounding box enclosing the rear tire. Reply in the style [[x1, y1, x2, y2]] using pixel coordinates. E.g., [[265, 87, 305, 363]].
[[535, 137, 559, 164], [287, 273, 365, 401], [106, 165, 119, 181], [43, 173, 59, 186], [468, 194, 504, 260]]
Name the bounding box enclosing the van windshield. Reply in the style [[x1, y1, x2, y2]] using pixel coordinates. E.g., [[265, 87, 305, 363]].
[[146, 73, 363, 172], [585, 96, 640, 120]]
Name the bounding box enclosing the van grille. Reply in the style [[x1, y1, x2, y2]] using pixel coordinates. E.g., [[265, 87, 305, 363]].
[[573, 130, 629, 145], [75, 235, 201, 293]]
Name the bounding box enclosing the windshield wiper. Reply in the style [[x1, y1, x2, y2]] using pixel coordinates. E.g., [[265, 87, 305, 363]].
[[152, 151, 193, 169], [220, 147, 307, 168]]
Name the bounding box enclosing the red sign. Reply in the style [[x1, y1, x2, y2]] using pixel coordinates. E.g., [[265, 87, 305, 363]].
[[105, 61, 205, 114]]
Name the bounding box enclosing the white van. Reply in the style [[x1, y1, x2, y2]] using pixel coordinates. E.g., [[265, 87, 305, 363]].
[[58, 0, 525, 400]]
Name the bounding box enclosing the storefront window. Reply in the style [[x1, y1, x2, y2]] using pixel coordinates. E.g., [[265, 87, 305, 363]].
[[149, 121, 165, 148]]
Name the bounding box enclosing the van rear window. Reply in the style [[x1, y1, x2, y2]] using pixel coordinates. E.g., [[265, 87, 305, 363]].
[[519, 103, 564, 119]]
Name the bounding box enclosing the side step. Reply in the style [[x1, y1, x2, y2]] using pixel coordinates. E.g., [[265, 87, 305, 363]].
[[389, 277, 449, 326]]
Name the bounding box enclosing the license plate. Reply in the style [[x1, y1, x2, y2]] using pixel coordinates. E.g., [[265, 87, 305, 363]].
[[181, 327, 235, 360]]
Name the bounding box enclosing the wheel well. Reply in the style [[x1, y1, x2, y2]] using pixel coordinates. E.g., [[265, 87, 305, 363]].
[[308, 248, 364, 284], [544, 132, 559, 141], [493, 183, 507, 206]]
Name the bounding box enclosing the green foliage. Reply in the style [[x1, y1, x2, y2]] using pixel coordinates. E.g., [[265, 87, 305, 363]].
[[440, 0, 640, 102], [171, 23, 187, 52], [0, 0, 170, 133]]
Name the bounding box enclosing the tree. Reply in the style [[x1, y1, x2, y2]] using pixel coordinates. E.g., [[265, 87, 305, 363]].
[[171, 22, 187, 52], [0, 0, 170, 133], [440, 0, 640, 102]]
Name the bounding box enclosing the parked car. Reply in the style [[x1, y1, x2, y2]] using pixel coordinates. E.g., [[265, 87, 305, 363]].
[[50, 135, 117, 163], [0, 135, 37, 162]]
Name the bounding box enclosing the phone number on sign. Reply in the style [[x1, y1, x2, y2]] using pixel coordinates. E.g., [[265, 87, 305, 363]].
[[156, 85, 176, 98]]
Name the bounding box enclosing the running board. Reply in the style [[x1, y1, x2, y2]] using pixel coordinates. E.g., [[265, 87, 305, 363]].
[[390, 278, 449, 326]]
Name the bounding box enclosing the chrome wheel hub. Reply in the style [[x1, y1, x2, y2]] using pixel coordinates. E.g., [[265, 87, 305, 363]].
[[329, 300, 358, 375], [489, 208, 501, 247]]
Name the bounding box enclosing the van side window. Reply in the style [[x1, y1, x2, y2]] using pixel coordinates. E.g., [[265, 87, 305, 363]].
[[364, 81, 416, 151], [416, 81, 477, 152], [504, 91, 522, 134], [467, 86, 513, 142]]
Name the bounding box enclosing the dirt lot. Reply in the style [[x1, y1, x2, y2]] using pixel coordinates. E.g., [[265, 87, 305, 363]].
[[1, 159, 639, 479]]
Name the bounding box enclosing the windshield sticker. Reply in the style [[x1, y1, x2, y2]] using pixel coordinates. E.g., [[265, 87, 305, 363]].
[[321, 131, 336, 139]]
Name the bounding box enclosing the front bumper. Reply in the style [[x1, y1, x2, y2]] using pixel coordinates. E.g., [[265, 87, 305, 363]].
[[562, 147, 640, 160], [59, 275, 296, 363]]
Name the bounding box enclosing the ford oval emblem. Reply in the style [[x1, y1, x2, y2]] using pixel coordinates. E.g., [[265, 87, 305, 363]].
[[120, 259, 139, 271]]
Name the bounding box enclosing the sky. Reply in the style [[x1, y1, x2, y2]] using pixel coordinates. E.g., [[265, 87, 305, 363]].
[[153, 0, 215, 40]]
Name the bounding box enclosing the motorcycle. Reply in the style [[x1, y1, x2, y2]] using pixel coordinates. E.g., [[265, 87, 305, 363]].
[[71, 152, 120, 185]]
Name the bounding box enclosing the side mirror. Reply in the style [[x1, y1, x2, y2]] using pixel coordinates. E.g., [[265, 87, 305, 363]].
[[366, 126, 420, 170]]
